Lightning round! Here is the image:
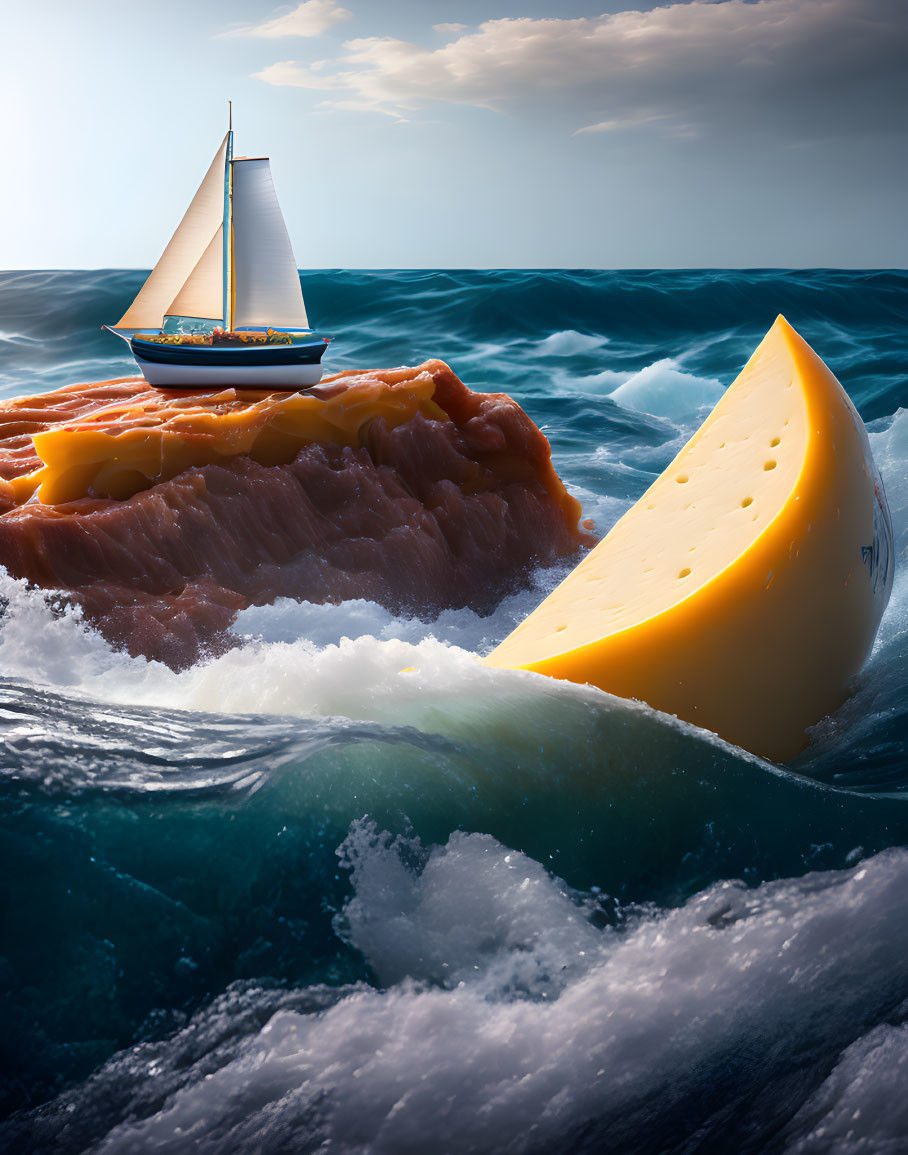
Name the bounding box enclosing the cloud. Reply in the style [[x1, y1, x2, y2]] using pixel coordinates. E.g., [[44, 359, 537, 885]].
[[254, 61, 338, 89], [573, 112, 678, 137], [251, 0, 907, 141], [222, 0, 353, 39]]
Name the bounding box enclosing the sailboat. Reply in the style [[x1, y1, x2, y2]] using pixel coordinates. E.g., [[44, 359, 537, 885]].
[[105, 108, 327, 389]]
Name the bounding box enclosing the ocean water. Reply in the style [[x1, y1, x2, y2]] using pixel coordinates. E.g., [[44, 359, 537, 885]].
[[0, 268, 907, 1154]]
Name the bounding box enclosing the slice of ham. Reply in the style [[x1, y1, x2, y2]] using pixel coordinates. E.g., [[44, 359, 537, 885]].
[[0, 361, 592, 668]]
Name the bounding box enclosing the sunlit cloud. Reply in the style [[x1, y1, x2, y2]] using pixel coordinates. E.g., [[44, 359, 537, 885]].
[[251, 0, 907, 141], [573, 112, 679, 136], [222, 0, 353, 40], [254, 60, 338, 88]]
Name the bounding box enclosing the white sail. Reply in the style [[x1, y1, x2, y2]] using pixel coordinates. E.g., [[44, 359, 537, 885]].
[[232, 159, 308, 328], [117, 135, 229, 329], [166, 224, 223, 321]]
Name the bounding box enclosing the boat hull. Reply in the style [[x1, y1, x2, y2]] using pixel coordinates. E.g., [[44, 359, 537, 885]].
[[133, 355, 324, 389], [129, 336, 327, 390]]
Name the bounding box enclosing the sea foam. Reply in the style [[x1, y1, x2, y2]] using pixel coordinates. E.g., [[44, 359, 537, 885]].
[[608, 357, 725, 419], [21, 839, 908, 1155]]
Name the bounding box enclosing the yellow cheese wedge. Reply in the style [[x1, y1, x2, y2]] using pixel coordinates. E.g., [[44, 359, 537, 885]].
[[484, 317, 894, 761]]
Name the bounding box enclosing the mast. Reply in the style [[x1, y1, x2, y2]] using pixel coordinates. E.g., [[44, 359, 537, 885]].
[[223, 102, 234, 331]]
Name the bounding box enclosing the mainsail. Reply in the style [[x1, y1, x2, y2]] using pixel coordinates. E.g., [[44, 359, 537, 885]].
[[117, 135, 229, 330], [232, 159, 308, 329]]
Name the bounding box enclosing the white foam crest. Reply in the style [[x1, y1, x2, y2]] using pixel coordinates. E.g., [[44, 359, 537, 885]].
[[0, 565, 594, 731], [229, 562, 568, 653], [90, 845, 908, 1154], [856, 410, 908, 673], [869, 408, 908, 559], [441, 337, 524, 368], [0, 569, 131, 688], [808, 551, 908, 758], [537, 329, 608, 357], [871, 561, 908, 658], [609, 358, 725, 420], [0, 330, 41, 346], [336, 821, 604, 996], [232, 597, 405, 647], [113, 632, 545, 729], [0, 569, 746, 786], [570, 367, 633, 393], [782, 1022, 908, 1153]]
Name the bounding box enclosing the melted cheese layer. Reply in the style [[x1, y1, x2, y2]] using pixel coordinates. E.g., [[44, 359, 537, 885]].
[[11, 370, 447, 506]]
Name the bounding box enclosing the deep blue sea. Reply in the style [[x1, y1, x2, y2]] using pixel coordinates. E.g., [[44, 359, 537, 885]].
[[0, 268, 907, 1154]]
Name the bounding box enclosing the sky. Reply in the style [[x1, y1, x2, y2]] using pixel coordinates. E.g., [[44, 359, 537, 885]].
[[2, 0, 906, 269]]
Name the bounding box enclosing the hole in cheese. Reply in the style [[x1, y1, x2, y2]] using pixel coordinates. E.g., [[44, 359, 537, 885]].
[[764, 459, 777, 471], [485, 317, 808, 666]]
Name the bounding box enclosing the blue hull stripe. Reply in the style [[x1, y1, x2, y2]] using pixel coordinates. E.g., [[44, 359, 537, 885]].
[[130, 339, 327, 368]]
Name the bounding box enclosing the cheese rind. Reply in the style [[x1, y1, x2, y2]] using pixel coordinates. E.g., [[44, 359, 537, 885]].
[[484, 317, 894, 761]]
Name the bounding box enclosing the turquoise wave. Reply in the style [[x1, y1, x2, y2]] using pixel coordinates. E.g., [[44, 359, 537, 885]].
[[1, 268, 906, 412]]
